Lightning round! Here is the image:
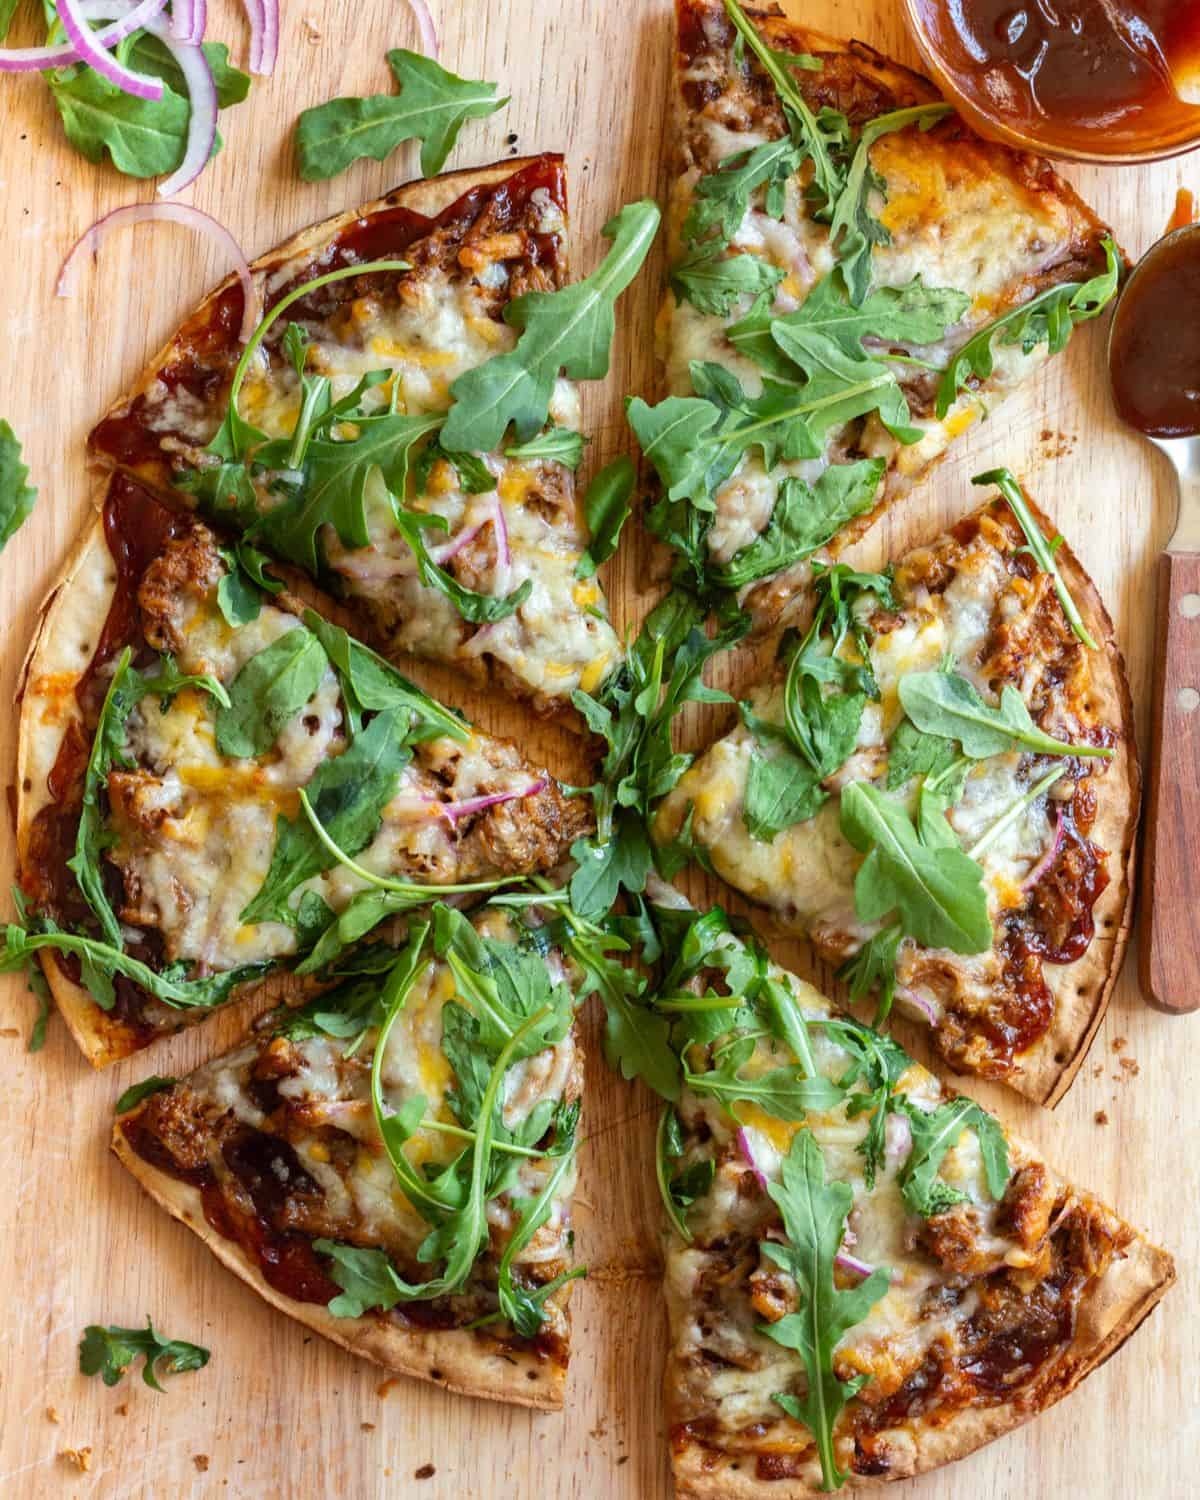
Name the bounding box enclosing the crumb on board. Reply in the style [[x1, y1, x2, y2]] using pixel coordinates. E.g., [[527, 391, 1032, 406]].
[[0, 1026, 20, 1038], [415, 1465, 436, 1481], [1092, 1063, 1104, 1078], [617, 1456, 630, 1466], [1095, 1110, 1109, 1125], [302, 18, 321, 42], [59, 1448, 93, 1473], [45, 1406, 60, 1424], [115, 1403, 128, 1417], [1118, 1056, 1140, 1078], [193, 1456, 210, 1473], [377, 1377, 402, 1398], [361, 1423, 376, 1433], [1112, 1036, 1127, 1053]]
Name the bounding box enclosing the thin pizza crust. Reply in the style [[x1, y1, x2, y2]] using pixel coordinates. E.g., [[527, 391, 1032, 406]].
[[669, 1203, 1172, 1498], [111, 1124, 569, 1410]]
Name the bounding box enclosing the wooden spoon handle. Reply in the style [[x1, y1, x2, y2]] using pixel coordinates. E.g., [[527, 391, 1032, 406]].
[[1140, 549, 1200, 1012]]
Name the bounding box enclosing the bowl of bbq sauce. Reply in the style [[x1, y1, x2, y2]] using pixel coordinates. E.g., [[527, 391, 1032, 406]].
[[903, 1, 1200, 163]]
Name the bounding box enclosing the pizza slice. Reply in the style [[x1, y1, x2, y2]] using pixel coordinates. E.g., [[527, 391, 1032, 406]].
[[647, 896, 1173, 1493], [10, 474, 588, 1066], [654, 474, 1137, 1104], [631, 0, 1118, 630], [114, 898, 584, 1408], [88, 156, 655, 713]]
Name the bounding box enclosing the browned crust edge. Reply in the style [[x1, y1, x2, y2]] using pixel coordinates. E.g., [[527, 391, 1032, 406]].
[[110, 1122, 569, 1410]]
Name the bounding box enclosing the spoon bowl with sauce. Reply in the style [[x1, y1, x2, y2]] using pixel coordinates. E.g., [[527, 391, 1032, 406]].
[[904, 0, 1200, 162], [1107, 222, 1200, 1012]]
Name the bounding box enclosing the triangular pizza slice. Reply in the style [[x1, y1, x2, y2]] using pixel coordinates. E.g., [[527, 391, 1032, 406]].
[[11, 475, 588, 1066], [647, 895, 1172, 1493], [632, 0, 1117, 631], [87, 155, 643, 714], [654, 475, 1136, 1104], [114, 899, 584, 1408]]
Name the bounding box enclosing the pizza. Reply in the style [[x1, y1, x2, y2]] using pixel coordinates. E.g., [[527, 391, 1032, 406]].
[[647, 895, 1173, 1493], [86, 155, 638, 715], [14, 474, 588, 1067], [113, 899, 584, 1408], [654, 476, 1137, 1105], [631, 0, 1118, 631]]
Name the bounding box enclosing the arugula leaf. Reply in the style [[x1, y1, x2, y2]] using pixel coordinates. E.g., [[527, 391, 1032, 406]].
[[784, 671, 866, 780], [767, 329, 922, 445], [683, 136, 806, 248], [576, 454, 634, 579], [898, 670, 1113, 760], [314, 1241, 408, 1318], [711, 461, 883, 591], [214, 628, 329, 759], [215, 542, 282, 627], [840, 781, 992, 954], [837, 923, 902, 1030], [0, 419, 36, 551], [0, 0, 18, 42], [669, 1159, 716, 1208], [936, 238, 1121, 419], [656, 1106, 698, 1242], [743, 745, 826, 842], [973, 466, 1100, 649], [759, 1131, 891, 1490], [504, 427, 586, 469], [885, 719, 958, 790], [897, 1097, 1009, 1216], [686, 1035, 843, 1117], [295, 50, 507, 181], [48, 40, 249, 181], [240, 707, 412, 925], [390, 506, 533, 623], [442, 199, 660, 452], [495, 1149, 580, 1336], [828, 106, 952, 304], [302, 609, 465, 743], [670, 243, 786, 316], [24, 944, 52, 1053], [79, 1319, 209, 1393], [114, 1076, 177, 1115]]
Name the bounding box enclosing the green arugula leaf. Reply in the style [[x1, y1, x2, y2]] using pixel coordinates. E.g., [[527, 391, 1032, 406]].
[[840, 781, 992, 954], [504, 427, 587, 469], [0, 0, 18, 42], [686, 1035, 843, 1117], [837, 923, 902, 1029], [936, 238, 1120, 419], [442, 199, 660, 452], [390, 507, 532, 623], [656, 1106, 698, 1242], [898, 670, 1113, 761], [767, 329, 922, 444], [79, 1319, 210, 1393], [24, 942, 52, 1052], [670, 243, 786, 316], [743, 745, 826, 842], [972, 466, 1100, 649], [296, 49, 507, 181], [669, 1158, 716, 1209], [897, 1097, 1009, 1217], [240, 706, 413, 925], [214, 628, 329, 759], [683, 135, 806, 247], [759, 1130, 891, 1490], [495, 1148, 581, 1336], [711, 460, 883, 591], [114, 1075, 177, 1114], [885, 719, 958, 790], [0, 419, 36, 551], [215, 542, 282, 627], [314, 1241, 408, 1318], [828, 106, 952, 304], [576, 454, 634, 579]]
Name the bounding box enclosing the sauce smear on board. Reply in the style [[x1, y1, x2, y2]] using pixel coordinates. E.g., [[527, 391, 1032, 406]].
[[911, 0, 1200, 155], [1110, 227, 1200, 437]]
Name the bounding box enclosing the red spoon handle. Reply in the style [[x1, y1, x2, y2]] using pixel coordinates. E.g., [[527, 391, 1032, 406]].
[[1140, 549, 1200, 1012]]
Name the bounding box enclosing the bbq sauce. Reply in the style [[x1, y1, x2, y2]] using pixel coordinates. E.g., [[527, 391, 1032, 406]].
[[1110, 227, 1200, 437], [911, 0, 1200, 156]]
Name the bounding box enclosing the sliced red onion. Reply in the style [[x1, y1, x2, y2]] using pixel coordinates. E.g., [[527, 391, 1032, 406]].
[[405, 0, 439, 59], [58, 0, 163, 97], [259, 0, 278, 73], [884, 1111, 911, 1164], [463, 621, 499, 655], [1022, 806, 1065, 890], [835, 1248, 884, 1279], [0, 0, 166, 71], [896, 984, 937, 1026], [490, 494, 512, 569], [57, 202, 257, 343], [427, 521, 483, 566], [169, 0, 191, 41], [239, 0, 263, 70], [433, 777, 549, 825], [735, 1127, 770, 1191], [145, 17, 216, 197]]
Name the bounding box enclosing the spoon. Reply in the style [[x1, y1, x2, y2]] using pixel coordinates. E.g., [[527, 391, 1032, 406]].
[[1108, 221, 1200, 1013]]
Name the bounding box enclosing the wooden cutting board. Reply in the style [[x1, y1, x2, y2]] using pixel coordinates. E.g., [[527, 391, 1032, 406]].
[[0, 2, 1196, 1495]]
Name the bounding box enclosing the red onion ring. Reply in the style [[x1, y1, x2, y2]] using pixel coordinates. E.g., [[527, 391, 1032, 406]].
[[895, 984, 937, 1026], [1022, 806, 1064, 890], [144, 16, 217, 197], [404, 0, 439, 59], [239, 0, 263, 70], [57, 202, 257, 343], [884, 1111, 911, 1163], [0, 0, 166, 70], [834, 1248, 879, 1278], [427, 521, 483, 566], [735, 1127, 769, 1191], [433, 776, 549, 825], [259, 0, 278, 74], [58, 0, 163, 97]]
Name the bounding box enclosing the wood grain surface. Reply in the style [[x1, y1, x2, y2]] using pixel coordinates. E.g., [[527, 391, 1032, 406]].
[[0, 2, 1197, 1496]]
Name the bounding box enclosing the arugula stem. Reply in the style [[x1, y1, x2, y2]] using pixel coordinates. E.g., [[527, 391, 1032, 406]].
[[967, 767, 1063, 860], [655, 1105, 694, 1244], [419, 1118, 542, 1159]]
